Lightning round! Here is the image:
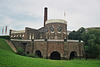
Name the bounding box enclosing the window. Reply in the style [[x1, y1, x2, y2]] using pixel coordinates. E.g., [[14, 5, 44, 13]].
[[14, 35, 16, 37], [22, 34, 24, 37], [20, 34, 21, 37], [49, 26, 54, 32], [58, 26, 62, 32], [29, 33, 31, 39], [17, 35, 18, 37], [32, 34, 34, 39]]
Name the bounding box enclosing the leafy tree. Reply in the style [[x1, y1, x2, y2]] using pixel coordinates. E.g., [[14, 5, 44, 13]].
[[16, 48, 25, 56], [68, 27, 85, 40], [69, 27, 100, 59], [82, 29, 100, 59]]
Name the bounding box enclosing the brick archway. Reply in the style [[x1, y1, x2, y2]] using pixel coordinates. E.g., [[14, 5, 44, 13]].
[[27, 51, 29, 54], [70, 51, 77, 60], [35, 50, 42, 58], [50, 51, 61, 60]]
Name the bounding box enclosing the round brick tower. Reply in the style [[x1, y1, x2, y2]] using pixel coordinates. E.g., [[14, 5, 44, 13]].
[[45, 19, 67, 39]]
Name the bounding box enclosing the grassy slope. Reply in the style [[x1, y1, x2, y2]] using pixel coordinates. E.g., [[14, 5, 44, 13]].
[[0, 39, 14, 52], [0, 39, 100, 67]]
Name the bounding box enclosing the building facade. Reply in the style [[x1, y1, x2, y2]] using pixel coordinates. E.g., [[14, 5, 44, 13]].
[[10, 7, 85, 60]]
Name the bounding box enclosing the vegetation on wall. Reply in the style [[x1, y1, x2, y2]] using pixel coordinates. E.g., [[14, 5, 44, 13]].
[[16, 48, 39, 58], [16, 48, 25, 55]]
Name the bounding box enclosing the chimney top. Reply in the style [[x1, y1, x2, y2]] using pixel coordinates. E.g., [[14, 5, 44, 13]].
[[45, 7, 47, 9], [44, 7, 48, 27]]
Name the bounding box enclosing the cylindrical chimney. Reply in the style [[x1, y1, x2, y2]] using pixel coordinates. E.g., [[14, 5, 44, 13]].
[[5, 26, 7, 34], [44, 7, 48, 27]]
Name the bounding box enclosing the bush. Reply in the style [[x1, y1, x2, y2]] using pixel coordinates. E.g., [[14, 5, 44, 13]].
[[16, 48, 39, 58], [16, 48, 25, 56], [0, 36, 10, 40]]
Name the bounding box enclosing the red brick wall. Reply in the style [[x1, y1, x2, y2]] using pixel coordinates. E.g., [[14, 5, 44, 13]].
[[47, 42, 64, 57], [12, 40, 84, 59], [45, 23, 67, 39]]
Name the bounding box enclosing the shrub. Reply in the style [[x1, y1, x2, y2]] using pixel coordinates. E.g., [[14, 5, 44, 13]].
[[16, 48, 39, 58], [16, 48, 25, 56], [0, 36, 10, 40]]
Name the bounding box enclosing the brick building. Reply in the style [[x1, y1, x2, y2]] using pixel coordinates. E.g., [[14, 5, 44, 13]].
[[10, 7, 85, 60]]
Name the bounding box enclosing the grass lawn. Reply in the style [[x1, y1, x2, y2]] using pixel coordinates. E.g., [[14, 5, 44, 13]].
[[0, 39, 14, 52], [0, 39, 100, 67]]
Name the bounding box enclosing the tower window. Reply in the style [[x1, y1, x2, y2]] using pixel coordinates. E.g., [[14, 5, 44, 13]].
[[58, 26, 62, 32], [49, 26, 54, 32]]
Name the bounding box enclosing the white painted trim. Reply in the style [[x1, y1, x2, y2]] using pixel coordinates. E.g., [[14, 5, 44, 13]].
[[46, 19, 67, 24], [11, 30, 25, 34], [67, 40, 79, 42], [11, 39, 31, 42], [34, 39, 44, 41], [48, 39, 64, 41]]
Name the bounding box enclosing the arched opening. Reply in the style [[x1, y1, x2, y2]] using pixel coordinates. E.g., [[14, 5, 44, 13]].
[[35, 50, 42, 58], [50, 51, 61, 60], [70, 51, 77, 60], [27, 51, 29, 54]]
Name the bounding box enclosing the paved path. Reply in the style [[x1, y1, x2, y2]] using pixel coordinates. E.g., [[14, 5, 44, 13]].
[[6, 40, 17, 53]]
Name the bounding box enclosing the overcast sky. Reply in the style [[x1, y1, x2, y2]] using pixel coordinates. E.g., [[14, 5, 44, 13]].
[[0, 0, 100, 35]]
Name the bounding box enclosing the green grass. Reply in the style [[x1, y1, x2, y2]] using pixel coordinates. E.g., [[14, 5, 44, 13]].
[[0, 39, 14, 52], [0, 39, 100, 67]]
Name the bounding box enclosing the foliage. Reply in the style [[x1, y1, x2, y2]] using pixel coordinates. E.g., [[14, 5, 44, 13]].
[[16, 48, 25, 56], [68, 27, 100, 59], [82, 29, 100, 59], [16, 48, 39, 58], [0, 36, 10, 40], [68, 27, 85, 40]]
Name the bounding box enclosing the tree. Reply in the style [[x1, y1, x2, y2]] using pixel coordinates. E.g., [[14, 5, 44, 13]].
[[68, 27, 85, 40], [69, 27, 100, 59], [82, 29, 100, 59]]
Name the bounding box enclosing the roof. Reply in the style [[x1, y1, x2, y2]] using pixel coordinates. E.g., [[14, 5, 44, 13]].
[[86, 27, 100, 29], [38, 27, 47, 32], [45, 19, 67, 25]]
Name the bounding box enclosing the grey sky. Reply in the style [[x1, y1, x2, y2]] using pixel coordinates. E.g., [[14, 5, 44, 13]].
[[0, 0, 100, 35]]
